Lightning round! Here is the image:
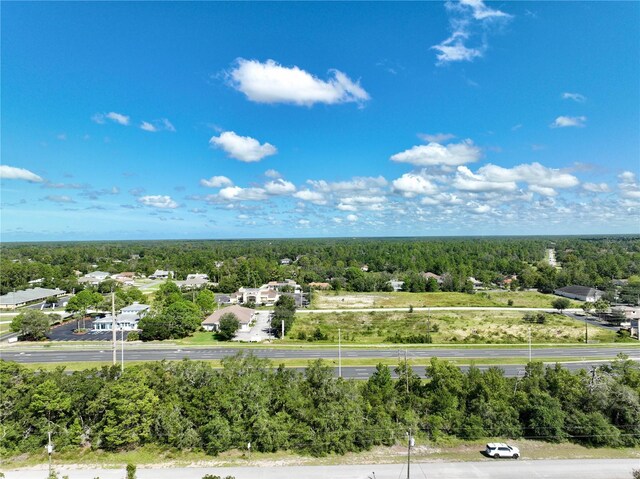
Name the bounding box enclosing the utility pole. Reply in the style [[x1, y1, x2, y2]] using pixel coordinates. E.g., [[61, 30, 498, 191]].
[[281, 320, 285, 339], [406, 429, 414, 479], [121, 326, 125, 373], [47, 429, 53, 477], [405, 349, 409, 394], [338, 328, 342, 378], [585, 319, 588, 344], [528, 326, 532, 363], [111, 291, 117, 366]]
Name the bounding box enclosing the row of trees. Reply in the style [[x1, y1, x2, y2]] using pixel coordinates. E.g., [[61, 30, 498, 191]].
[[2, 236, 638, 297], [2, 354, 638, 458]]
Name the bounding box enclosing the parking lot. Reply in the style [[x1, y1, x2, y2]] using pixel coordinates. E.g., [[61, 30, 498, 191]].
[[48, 318, 132, 341]]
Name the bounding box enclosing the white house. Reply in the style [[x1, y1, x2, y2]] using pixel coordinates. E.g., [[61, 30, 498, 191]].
[[78, 271, 111, 285], [150, 270, 174, 279], [92, 303, 150, 331]]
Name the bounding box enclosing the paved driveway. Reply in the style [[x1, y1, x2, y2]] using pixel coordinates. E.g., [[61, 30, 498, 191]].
[[233, 310, 273, 342]]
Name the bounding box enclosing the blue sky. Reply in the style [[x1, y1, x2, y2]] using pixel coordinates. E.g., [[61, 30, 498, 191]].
[[2, 1, 639, 241]]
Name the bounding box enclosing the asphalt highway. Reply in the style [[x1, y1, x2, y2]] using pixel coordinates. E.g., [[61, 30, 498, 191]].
[[2, 345, 638, 363], [2, 346, 638, 378], [3, 459, 640, 479]]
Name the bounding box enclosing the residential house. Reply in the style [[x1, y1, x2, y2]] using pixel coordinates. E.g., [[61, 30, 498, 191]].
[[280, 258, 292, 265], [554, 285, 604, 302], [113, 272, 136, 285], [361, 265, 369, 272], [150, 270, 174, 279], [421, 272, 443, 284], [0, 287, 66, 310], [202, 304, 255, 332], [176, 273, 210, 289], [388, 280, 405, 292], [78, 271, 111, 285]]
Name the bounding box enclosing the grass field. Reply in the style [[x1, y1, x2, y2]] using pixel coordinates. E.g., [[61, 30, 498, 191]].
[[0, 322, 11, 334], [288, 310, 617, 344], [312, 290, 581, 309], [2, 439, 637, 469]]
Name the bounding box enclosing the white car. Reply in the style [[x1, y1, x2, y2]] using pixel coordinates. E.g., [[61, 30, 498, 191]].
[[485, 443, 520, 459]]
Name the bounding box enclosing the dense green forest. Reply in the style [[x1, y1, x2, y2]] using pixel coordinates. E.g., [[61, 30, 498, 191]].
[[1, 236, 639, 295], [1, 354, 639, 458]]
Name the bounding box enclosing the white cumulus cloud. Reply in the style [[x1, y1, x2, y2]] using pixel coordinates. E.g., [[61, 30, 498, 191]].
[[619, 171, 640, 199], [264, 179, 296, 195], [453, 166, 518, 192], [346, 214, 359, 222], [529, 185, 557, 197], [210, 131, 277, 162], [391, 139, 481, 167], [0, 165, 44, 182], [200, 176, 233, 188], [582, 182, 610, 193], [392, 173, 438, 197], [478, 162, 579, 189], [551, 116, 587, 128], [218, 186, 268, 201], [138, 195, 178, 209], [228, 58, 370, 106], [293, 189, 327, 205]]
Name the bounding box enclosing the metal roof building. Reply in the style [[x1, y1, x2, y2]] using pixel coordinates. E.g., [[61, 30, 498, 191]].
[[0, 287, 66, 310]]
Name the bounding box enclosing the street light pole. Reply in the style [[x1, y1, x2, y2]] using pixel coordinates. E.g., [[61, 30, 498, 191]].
[[528, 326, 532, 363], [338, 328, 342, 378], [111, 291, 116, 366], [121, 326, 125, 373]]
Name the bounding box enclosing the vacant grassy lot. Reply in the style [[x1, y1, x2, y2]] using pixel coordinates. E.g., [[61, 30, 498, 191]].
[[312, 290, 579, 309], [289, 310, 617, 344], [0, 322, 11, 334], [3, 439, 637, 469]]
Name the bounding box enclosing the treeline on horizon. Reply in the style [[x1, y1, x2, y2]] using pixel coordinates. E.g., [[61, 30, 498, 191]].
[[1, 354, 639, 458], [1, 236, 639, 296]]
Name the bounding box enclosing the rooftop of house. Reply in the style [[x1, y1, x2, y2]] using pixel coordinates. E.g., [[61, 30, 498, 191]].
[[202, 304, 255, 326]]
